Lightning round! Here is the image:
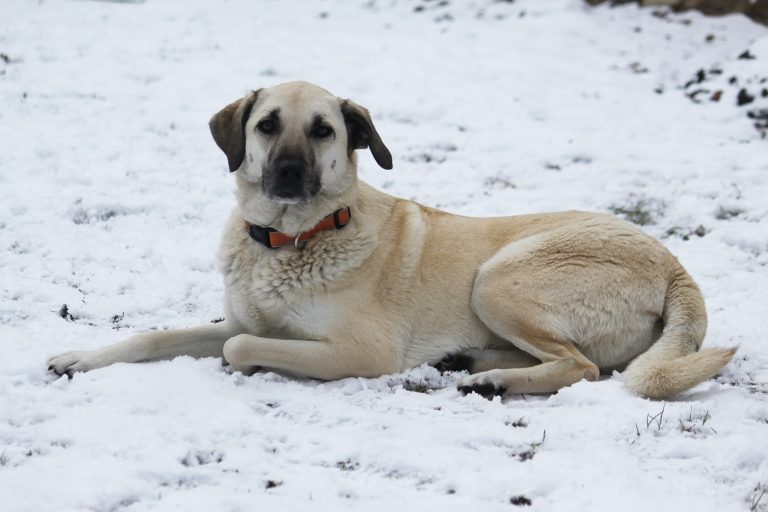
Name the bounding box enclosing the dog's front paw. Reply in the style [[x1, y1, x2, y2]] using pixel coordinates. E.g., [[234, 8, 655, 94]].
[[457, 371, 507, 399], [47, 351, 98, 378]]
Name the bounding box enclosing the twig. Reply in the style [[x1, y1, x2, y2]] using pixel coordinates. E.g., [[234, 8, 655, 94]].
[[751, 484, 767, 512]]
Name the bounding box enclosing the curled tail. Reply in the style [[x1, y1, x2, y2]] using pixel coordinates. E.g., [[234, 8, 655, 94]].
[[623, 263, 736, 399]]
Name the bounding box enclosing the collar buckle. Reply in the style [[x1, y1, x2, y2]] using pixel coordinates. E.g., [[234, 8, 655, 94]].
[[246, 224, 278, 249]]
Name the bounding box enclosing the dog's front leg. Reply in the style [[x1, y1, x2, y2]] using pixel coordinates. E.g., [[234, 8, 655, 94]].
[[48, 321, 241, 377], [222, 334, 388, 380]]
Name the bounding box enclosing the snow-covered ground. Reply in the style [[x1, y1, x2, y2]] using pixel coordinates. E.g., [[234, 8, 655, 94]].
[[2, 0, 768, 510]]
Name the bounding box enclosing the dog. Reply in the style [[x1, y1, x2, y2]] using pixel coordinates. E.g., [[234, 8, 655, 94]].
[[48, 81, 735, 399]]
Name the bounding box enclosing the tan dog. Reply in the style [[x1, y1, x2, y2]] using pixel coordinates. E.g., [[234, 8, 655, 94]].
[[48, 81, 735, 399]]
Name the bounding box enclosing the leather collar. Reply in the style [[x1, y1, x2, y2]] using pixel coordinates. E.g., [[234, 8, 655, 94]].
[[244, 207, 351, 249]]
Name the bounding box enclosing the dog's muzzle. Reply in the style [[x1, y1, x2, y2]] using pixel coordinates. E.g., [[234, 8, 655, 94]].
[[262, 157, 319, 202]]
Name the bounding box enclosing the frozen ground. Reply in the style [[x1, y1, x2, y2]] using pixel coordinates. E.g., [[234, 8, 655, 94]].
[[1, 0, 768, 510]]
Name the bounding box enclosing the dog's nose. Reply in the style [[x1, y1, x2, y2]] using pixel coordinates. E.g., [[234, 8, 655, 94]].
[[275, 158, 305, 180], [270, 158, 307, 198]]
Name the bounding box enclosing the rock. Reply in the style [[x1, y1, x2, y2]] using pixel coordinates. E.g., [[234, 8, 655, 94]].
[[748, 0, 768, 25], [672, 0, 751, 16], [737, 88, 755, 106], [585, 0, 767, 25]]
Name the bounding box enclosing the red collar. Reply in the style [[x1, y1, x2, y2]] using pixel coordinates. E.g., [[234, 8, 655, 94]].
[[244, 207, 352, 249]]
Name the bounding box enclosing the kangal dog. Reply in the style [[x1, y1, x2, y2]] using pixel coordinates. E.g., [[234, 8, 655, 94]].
[[48, 81, 735, 398]]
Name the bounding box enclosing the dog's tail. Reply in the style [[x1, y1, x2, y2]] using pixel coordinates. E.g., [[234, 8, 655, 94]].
[[622, 263, 736, 399]]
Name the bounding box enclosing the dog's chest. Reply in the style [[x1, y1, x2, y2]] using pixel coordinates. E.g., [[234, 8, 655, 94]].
[[222, 230, 376, 336]]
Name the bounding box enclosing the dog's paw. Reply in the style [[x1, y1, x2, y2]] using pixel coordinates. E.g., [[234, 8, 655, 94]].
[[457, 371, 507, 399], [458, 383, 506, 398], [226, 363, 262, 377], [433, 353, 474, 374], [47, 351, 97, 378]]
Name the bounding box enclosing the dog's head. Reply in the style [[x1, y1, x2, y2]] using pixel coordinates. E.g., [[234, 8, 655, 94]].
[[209, 81, 391, 205]]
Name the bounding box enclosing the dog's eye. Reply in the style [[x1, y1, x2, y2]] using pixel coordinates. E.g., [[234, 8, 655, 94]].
[[312, 125, 334, 139], [257, 120, 276, 134]]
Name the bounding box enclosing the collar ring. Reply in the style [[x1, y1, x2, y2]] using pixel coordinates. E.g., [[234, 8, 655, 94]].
[[294, 232, 306, 249]]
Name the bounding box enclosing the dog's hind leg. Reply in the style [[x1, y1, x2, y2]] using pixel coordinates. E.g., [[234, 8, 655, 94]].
[[460, 240, 601, 397], [456, 331, 599, 397], [435, 348, 539, 374]]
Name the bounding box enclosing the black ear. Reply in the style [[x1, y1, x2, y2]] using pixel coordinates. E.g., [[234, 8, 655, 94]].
[[209, 90, 260, 172], [340, 99, 393, 170]]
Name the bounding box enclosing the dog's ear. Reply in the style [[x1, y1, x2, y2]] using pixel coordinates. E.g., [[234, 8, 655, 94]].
[[340, 99, 393, 170], [209, 90, 260, 172]]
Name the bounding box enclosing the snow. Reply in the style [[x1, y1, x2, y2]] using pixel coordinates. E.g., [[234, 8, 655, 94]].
[[2, 0, 768, 510]]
